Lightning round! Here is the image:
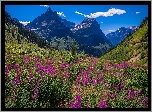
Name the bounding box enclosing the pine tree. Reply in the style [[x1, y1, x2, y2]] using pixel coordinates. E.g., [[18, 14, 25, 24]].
[[71, 43, 76, 56]]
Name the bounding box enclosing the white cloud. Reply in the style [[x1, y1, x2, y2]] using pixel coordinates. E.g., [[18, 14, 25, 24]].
[[109, 30, 115, 32], [75, 11, 84, 15], [101, 22, 103, 23], [19, 21, 30, 26], [136, 12, 140, 14], [40, 5, 49, 8], [57, 12, 66, 17], [75, 8, 126, 18]]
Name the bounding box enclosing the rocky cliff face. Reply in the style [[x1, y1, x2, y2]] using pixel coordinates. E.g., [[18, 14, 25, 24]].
[[61, 19, 75, 29], [26, 7, 74, 41], [71, 18, 113, 47], [106, 26, 139, 46]]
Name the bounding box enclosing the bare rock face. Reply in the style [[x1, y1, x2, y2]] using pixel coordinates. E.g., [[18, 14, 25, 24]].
[[71, 18, 113, 47]]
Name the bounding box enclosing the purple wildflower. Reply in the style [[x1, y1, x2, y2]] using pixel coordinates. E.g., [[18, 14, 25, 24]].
[[65, 72, 70, 79], [8, 63, 12, 70], [105, 84, 109, 89], [142, 97, 148, 104], [12, 75, 21, 86], [98, 98, 108, 108], [114, 91, 118, 98], [104, 63, 108, 68], [98, 77, 103, 84], [28, 74, 33, 82], [83, 78, 87, 86], [50, 58, 53, 64], [108, 92, 111, 97], [70, 96, 82, 108], [138, 89, 142, 94], [33, 89, 39, 100], [70, 102, 75, 108], [74, 101, 81, 108], [92, 79, 97, 84], [28, 67, 31, 73], [14, 63, 19, 70], [115, 85, 119, 90], [34, 89, 38, 95], [114, 72, 120, 77], [75, 95, 82, 102], [128, 89, 136, 99]]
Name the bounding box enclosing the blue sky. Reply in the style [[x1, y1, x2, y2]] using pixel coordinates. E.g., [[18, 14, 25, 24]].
[[5, 5, 148, 35]]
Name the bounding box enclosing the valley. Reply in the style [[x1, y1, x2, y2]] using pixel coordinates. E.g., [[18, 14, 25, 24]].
[[5, 6, 149, 108]]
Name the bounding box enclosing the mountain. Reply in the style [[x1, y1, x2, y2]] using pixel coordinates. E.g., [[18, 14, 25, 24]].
[[25, 8, 113, 57], [26, 7, 75, 41], [61, 19, 75, 29], [100, 17, 148, 66], [71, 17, 113, 49], [106, 26, 139, 46]]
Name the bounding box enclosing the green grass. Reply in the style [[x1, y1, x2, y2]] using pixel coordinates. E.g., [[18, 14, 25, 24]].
[[100, 19, 148, 66]]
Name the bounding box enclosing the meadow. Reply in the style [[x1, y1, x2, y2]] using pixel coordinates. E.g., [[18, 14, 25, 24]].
[[5, 43, 148, 108]]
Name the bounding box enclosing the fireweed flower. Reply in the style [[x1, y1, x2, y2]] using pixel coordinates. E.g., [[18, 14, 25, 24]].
[[138, 89, 142, 94], [70, 102, 75, 108], [14, 63, 19, 71], [92, 79, 97, 84], [114, 72, 120, 77], [83, 78, 87, 86], [28, 67, 31, 73], [70, 96, 82, 108], [114, 91, 118, 98], [104, 63, 108, 68], [75, 95, 82, 102], [120, 81, 126, 91], [130, 91, 136, 99], [115, 85, 119, 90], [105, 84, 109, 89], [74, 101, 81, 108], [107, 91, 111, 97], [33, 89, 39, 100], [65, 71, 70, 79], [28, 74, 33, 82], [98, 98, 108, 108], [142, 97, 148, 104], [70, 102, 81, 108], [12, 75, 21, 86], [128, 88, 136, 100], [8, 63, 12, 70], [98, 77, 103, 84]]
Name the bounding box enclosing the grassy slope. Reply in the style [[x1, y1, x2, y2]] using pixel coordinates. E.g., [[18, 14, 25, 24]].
[[100, 19, 148, 66]]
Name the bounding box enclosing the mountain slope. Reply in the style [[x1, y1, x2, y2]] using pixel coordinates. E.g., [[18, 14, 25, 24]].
[[106, 26, 139, 46], [5, 11, 50, 49], [100, 17, 148, 66], [61, 19, 75, 29]]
